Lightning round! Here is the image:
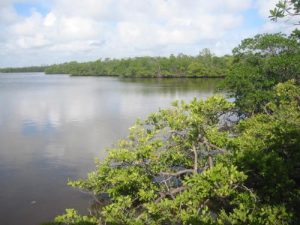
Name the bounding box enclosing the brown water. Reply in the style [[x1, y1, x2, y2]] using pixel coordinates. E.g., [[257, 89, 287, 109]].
[[0, 73, 221, 225]]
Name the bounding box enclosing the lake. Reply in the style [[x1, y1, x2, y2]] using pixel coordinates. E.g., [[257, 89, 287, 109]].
[[0, 73, 221, 225]]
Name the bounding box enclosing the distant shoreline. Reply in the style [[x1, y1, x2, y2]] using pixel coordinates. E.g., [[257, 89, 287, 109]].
[[0, 72, 225, 79], [0, 52, 231, 78]]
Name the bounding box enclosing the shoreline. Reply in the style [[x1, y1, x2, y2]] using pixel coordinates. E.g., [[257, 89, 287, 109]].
[[1, 72, 225, 79]]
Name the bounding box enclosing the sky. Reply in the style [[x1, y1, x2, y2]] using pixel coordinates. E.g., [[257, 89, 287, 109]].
[[0, 0, 297, 67]]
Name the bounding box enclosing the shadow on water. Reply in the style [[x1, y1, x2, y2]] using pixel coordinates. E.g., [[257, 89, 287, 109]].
[[118, 77, 222, 95]]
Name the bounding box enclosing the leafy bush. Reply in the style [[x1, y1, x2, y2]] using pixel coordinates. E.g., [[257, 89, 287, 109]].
[[223, 32, 300, 114]]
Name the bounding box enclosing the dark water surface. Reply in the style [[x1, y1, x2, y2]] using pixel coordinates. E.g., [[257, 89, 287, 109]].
[[0, 73, 221, 225]]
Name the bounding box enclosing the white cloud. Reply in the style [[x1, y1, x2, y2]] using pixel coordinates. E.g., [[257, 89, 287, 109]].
[[44, 12, 56, 27], [11, 12, 43, 35], [0, 6, 19, 24], [16, 34, 50, 49], [58, 17, 100, 40], [0, 0, 296, 67], [256, 0, 277, 17]]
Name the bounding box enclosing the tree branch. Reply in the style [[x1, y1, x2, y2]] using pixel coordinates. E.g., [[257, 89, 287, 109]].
[[192, 145, 198, 173], [201, 137, 227, 153], [155, 186, 187, 203], [159, 169, 194, 177]]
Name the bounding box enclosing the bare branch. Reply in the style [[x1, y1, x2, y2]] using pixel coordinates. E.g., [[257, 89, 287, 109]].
[[192, 145, 198, 173], [159, 169, 194, 177], [201, 137, 227, 153], [208, 156, 214, 169], [155, 186, 187, 203]]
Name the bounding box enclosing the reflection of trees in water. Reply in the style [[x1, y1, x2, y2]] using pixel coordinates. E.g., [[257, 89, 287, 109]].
[[118, 78, 222, 95]]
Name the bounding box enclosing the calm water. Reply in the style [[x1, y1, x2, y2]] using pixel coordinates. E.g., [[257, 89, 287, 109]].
[[0, 73, 221, 225]]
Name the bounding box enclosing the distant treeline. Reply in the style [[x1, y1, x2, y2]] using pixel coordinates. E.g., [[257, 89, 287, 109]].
[[0, 66, 49, 73], [0, 49, 233, 77], [46, 50, 232, 77]]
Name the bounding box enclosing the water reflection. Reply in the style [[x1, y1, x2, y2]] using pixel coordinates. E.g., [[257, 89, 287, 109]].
[[0, 73, 221, 225]]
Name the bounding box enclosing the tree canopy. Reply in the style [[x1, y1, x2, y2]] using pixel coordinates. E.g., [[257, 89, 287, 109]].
[[43, 53, 230, 78], [0, 66, 48, 73], [0, 51, 231, 78], [222, 32, 300, 114]]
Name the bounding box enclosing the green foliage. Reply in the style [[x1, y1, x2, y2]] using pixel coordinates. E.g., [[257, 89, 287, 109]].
[[43, 51, 230, 78], [0, 65, 48, 73], [52, 209, 97, 225], [230, 81, 300, 217], [223, 32, 300, 114], [0, 49, 230, 77]]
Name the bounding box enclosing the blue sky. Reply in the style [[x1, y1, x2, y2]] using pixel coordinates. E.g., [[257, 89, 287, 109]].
[[0, 0, 296, 67], [14, 2, 50, 16]]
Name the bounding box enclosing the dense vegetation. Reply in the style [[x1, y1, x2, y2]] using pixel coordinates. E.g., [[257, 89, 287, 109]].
[[0, 65, 48, 73], [43, 2, 300, 224], [222, 31, 300, 114], [44, 50, 231, 77], [0, 49, 231, 78]]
